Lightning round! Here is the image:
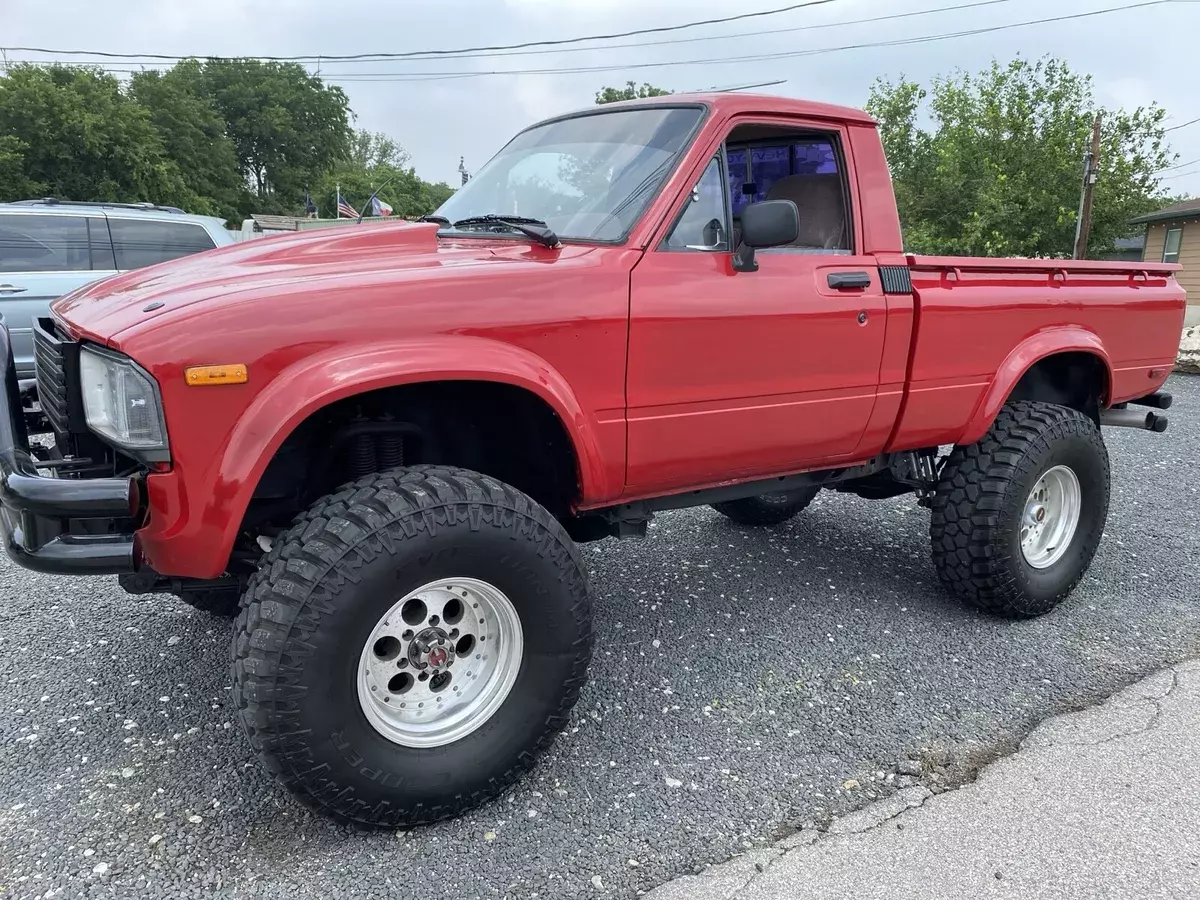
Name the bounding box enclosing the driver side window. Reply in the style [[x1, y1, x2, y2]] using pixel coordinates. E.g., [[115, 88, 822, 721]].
[[663, 156, 729, 252]]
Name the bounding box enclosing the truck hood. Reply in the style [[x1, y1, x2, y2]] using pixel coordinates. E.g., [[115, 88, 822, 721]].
[[52, 221, 585, 344]]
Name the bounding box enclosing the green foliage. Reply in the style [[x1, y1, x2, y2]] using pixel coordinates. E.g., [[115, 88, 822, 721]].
[[424, 180, 455, 210], [0, 135, 39, 199], [0, 65, 188, 207], [349, 130, 410, 171], [595, 82, 672, 105], [867, 57, 1174, 258], [0, 62, 455, 224], [196, 58, 351, 208], [129, 62, 246, 220], [314, 162, 454, 221]]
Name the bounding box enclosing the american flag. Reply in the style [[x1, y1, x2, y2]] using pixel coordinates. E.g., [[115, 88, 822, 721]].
[[336, 188, 358, 219]]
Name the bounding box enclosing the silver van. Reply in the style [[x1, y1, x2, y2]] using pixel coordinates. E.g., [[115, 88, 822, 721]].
[[0, 200, 234, 386]]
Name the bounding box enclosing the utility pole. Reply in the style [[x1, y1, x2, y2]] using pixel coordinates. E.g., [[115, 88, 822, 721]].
[[1072, 112, 1103, 259]]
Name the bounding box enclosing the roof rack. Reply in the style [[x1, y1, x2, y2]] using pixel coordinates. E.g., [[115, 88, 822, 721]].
[[6, 198, 187, 214]]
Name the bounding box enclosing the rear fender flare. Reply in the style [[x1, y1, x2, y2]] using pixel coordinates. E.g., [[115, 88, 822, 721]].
[[957, 327, 1113, 446]]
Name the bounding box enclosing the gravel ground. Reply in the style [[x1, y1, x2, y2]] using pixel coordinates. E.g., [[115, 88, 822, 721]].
[[2, 375, 1198, 900]]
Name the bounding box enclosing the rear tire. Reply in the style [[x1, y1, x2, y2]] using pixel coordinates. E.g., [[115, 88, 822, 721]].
[[711, 487, 819, 526], [231, 466, 593, 827], [930, 401, 1109, 618]]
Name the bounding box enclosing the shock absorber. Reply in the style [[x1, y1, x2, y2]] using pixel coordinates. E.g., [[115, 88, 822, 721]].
[[348, 416, 378, 479], [376, 414, 405, 471]]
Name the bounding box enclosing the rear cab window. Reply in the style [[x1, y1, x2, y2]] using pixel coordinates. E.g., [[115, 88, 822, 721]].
[[0, 214, 91, 273], [726, 141, 840, 211], [106, 218, 217, 270]]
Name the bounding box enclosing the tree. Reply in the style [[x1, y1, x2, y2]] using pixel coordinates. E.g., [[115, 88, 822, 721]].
[[314, 160, 455, 220], [197, 59, 351, 208], [0, 135, 39, 200], [867, 57, 1174, 258], [421, 180, 455, 212], [0, 64, 187, 205], [129, 61, 246, 220], [595, 82, 672, 105], [349, 130, 410, 171], [0, 61, 448, 221]]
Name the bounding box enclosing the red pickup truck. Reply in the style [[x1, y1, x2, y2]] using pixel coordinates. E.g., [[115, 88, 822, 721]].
[[0, 93, 1185, 827]]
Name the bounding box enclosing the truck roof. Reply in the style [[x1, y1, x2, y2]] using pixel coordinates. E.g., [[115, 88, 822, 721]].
[[565, 92, 878, 126]]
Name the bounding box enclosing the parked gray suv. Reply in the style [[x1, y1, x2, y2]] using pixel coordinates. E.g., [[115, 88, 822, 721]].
[[0, 199, 234, 386]]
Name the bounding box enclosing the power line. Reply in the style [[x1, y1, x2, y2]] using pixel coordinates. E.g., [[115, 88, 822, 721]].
[[2, 0, 1024, 67], [1158, 156, 1200, 172], [0, 0, 847, 62], [1164, 115, 1200, 133], [7, 1, 1186, 88], [383, 0, 1021, 62], [1160, 167, 1200, 180], [704, 79, 790, 93], [305, 2, 1181, 83]]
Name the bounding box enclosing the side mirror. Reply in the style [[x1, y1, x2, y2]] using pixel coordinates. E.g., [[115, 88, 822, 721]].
[[733, 199, 799, 272]]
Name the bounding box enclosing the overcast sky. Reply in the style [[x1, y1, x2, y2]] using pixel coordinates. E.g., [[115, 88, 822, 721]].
[[6, 0, 1200, 202]]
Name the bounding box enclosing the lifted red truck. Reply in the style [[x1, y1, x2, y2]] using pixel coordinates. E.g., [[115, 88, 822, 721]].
[[0, 93, 1186, 826]]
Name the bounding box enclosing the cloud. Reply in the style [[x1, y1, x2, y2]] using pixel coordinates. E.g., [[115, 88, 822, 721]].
[[5, 0, 1199, 196]]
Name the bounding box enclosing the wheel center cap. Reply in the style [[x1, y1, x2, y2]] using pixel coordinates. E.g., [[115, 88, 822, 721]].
[[1034, 506, 1046, 523], [410, 627, 455, 671]]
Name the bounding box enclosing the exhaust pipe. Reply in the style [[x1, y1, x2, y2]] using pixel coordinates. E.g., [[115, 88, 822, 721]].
[[1100, 407, 1169, 433], [1128, 390, 1172, 410]]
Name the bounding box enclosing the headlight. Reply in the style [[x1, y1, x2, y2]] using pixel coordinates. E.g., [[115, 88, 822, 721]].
[[79, 345, 169, 456]]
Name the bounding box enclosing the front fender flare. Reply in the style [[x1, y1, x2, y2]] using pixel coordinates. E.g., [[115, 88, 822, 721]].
[[229, 334, 609, 494], [162, 336, 614, 578], [957, 327, 1113, 446]]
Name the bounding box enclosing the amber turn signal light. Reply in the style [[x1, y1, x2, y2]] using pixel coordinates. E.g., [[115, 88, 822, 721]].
[[185, 364, 248, 386]]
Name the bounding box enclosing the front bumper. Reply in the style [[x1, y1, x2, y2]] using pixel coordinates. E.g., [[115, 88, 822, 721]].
[[1, 318, 137, 575]]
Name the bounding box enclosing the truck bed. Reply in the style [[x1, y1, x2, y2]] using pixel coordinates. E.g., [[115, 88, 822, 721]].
[[885, 255, 1186, 451]]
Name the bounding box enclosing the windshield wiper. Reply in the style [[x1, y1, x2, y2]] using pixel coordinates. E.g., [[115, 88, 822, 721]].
[[417, 214, 450, 225], [451, 214, 561, 249]]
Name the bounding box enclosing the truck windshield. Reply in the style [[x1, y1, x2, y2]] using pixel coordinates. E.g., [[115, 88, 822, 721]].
[[433, 106, 703, 243]]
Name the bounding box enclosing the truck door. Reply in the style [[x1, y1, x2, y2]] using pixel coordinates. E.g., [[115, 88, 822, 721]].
[[625, 121, 887, 493]]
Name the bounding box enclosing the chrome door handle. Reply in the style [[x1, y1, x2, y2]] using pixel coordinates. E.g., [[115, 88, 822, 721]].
[[0, 284, 28, 294]]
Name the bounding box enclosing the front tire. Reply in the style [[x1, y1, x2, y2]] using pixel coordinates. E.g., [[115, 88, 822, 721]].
[[711, 487, 819, 526], [930, 401, 1110, 618], [231, 466, 593, 827]]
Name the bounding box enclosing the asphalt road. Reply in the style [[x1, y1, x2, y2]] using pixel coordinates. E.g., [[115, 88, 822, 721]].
[[2, 375, 1198, 900]]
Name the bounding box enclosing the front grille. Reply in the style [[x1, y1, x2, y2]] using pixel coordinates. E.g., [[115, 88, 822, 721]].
[[33, 320, 82, 434]]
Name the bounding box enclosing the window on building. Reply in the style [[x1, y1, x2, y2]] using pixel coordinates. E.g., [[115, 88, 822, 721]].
[[107, 219, 216, 270], [1162, 226, 1183, 264]]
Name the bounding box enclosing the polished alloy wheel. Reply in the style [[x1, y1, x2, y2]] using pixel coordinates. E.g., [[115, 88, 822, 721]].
[[357, 577, 523, 748], [1019, 464, 1082, 569]]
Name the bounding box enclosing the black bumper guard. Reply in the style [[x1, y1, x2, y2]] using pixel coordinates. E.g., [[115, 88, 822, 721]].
[[0, 316, 136, 574]]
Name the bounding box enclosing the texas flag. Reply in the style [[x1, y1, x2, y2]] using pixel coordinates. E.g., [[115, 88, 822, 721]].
[[369, 196, 394, 217]]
